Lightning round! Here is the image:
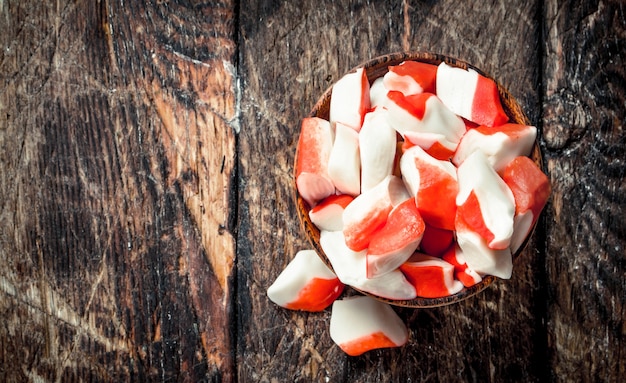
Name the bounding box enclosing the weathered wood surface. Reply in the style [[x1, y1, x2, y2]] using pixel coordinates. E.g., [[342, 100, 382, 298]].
[[542, 1, 626, 380], [0, 0, 623, 382]]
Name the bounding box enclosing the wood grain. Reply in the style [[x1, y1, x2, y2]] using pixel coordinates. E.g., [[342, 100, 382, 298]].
[[0, 0, 238, 381], [0, 0, 624, 382], [542, 1, 626, 381]]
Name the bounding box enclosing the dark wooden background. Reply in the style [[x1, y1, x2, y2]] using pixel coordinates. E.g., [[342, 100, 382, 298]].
[[1, 0, 624, 382]]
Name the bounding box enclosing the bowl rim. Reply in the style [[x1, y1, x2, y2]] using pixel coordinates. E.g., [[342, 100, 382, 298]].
[[294, 51, 541, 308]]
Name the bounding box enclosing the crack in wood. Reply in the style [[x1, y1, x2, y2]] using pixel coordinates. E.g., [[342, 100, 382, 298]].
[[0, 274, 130, 354]]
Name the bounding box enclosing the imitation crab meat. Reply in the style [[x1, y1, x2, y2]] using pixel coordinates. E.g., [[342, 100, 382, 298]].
[[436, 62, 509, 127], [359, 108, 397, 192], [329, 67, 370, 132], [276, 58, 551, 356], [309, 194, 354, 232], [267, 250, 344, 312], [342, 175, 410, 252], [295, 117, 335, 207], [330, 296, 409, 356], [385, 91, 466, 160], [400, 145, 459, 230], [366, 198, 425, 278], [383, 60, 438, 95], [399, 253, 464, 298]]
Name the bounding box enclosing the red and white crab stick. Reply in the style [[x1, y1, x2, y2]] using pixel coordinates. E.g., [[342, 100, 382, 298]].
[[309, 194, 354, 232], [366, 198, 425, 278], [267, 250, 344, 312], [329, 67, 370, 132], [320, 230, 417, 300], [359, 108, 397, 192], [453, 123, 537, 172], [436, 62, 509, 128], [342, 175, 410, 252], [400, 145, 459, 230], [328, 121, 361, 196], [385, 91, 466, 161], [295, 117, 335, 207], [455, 150, 515, 279], [383, 60, 438, 95], [399, 252, 464, 298], [499, 156, 551, 253], [456, 150, 515, 250], [330, 296, 409, 356], [441, 245, 483, 288]]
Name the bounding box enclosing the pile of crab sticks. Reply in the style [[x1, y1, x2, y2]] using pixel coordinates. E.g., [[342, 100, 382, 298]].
[[268, 60, 550, 356]]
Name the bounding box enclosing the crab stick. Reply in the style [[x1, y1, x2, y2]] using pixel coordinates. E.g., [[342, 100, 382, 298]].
[[309, 194, 355, 232], [456, 150, 515, 250], [366, 198, 425, 278], [330, 296, 408, 356], [436, 62, 509, 127], [455, 226, 513, 279], [320, 230, 417, 300], [329, 67, 371, 132], [399, 253, 464, 298], [295, 117, 335, 207], [342, 175, 410, 252], [383, 60, 438, 95], [453, 123, 537, 171], [359, 108, 397, 192], [441, 245, 483, 288], [385, 91, 465, 160], [369, 77, 387, 110], [328, 121, 361, 196], [267, 250, 344, 312], [400, 146, 459, 230], [499, 156, 551, 253]]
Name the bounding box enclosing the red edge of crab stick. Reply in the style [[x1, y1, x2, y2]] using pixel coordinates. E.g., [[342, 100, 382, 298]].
[[472, 73, 509, 127], [399, 253, 464, 298], [499, 156, 551, 253], [456, 150, 515, 250], [366, 198, 425, 278], [342, 175, 410, 252], [455, 226, 513, 279], [419, 224, 454, 257], [383, 60, 438, 95], [400, 145, 459, 230], [320, 230, 417, 300], [386, 91, 465, 159], [295, 117, 335, 207], [330, 296, 408, 356], [441, 245, 483, 288], [329, 67, 371, 132], [436, 62, 509, 127], [386, 90, 428, 128], [267, 249, 344, 312], [309, 194, 355, 232], [453, 123, 537, 171]]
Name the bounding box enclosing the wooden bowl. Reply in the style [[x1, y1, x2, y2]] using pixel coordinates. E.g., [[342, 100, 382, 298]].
[[294, 52, 542, 308]]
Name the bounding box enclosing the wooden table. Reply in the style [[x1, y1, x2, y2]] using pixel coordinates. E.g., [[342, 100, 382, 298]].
[[1, 1, 624, 381]]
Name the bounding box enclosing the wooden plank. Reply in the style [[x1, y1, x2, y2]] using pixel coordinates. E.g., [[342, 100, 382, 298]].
[[1, 0, 622, 381], [0, 0, 238, 381], [542, 1, 626, 381], [236, 1, 544, 381]]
